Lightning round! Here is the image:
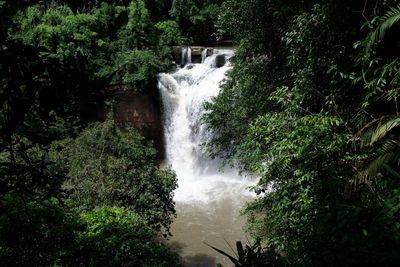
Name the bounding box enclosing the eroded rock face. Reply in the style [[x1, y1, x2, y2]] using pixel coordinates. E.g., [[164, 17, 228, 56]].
[[81, 89, 164, 158], [113, 91, 160, 134], [113, 90, 164, 157]]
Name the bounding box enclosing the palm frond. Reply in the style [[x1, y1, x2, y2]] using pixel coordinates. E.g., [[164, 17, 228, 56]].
[[383, 163, 400, 178], [354, 139, 400, 184], [204, 242, 240, 266], [373, 139, 400, 157], [366, 4, 400, 52], [353, 118, 400, 188], [382, 88, 400, 102], [365, 151, 399, 177], [360, 116, 400, 147]]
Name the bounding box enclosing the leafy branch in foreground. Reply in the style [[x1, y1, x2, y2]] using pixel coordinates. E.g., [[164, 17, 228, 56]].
[[206, 241, 287, 267]]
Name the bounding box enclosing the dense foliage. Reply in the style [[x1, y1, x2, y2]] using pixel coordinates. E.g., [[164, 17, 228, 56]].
[[0, 0, 182, 265], [204, 0, 400, 265], [3, 0, 400, 265], [64, 207, 181, 266], [170, 0, 224, 44], [54, 121, 177, 231], [0, 0, 230, 263], [11, 0, 182, 92]]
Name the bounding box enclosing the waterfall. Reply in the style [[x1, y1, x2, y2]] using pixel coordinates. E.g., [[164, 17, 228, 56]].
[[158, 48, 255, 265], [181, 47, 192, 66], [158, 48, 254, 203], [201, 48, 208, 63]]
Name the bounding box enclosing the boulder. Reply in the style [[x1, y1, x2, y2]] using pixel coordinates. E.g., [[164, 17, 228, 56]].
[[215, 54, 226, 67]]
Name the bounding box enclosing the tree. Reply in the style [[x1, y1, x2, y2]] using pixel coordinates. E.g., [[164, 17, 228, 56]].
[[170, 0, 224, 44], [0, 195, 75, 266], [0, 1, 183, 265], [205, 0, 400, 265], [53, 121, 178, 231], [62, 207, 182, 267]]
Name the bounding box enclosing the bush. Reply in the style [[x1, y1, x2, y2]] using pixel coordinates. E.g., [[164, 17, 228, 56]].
[[52, 121, 178, 231], [0, 194, 75, 266], [62, 207, 181, 267]]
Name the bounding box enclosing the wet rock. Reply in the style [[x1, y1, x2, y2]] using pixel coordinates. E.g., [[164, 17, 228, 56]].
[[215, 54, 226, 67], [185, 64, 195, 70]]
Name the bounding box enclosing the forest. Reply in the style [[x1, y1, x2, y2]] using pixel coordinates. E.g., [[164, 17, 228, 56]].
[[1, 0, 400, 266]]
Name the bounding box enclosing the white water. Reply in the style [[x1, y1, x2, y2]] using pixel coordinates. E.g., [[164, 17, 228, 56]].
[[158, 49, 255, 266], [181, 47, 192, 66], [201, 48, 209, 63]]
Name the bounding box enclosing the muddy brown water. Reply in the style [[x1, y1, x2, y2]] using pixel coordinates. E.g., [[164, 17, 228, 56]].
[[168, 194, 253, 267]]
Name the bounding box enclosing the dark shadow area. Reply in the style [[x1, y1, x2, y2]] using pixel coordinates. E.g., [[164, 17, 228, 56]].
[[168, 240, 187, 255], [168, 241, 218, 267], [183, 254, 217, 267]]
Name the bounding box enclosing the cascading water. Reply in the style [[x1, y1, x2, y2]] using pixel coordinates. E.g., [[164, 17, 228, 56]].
[[158, 49, 255, 266], [181, 47, 192, 66], [201, 48, 209, 63]]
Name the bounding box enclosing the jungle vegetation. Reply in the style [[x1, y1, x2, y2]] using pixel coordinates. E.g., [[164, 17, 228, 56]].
[[1, 0, 400, 266], [204, 0, 400, 265]]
